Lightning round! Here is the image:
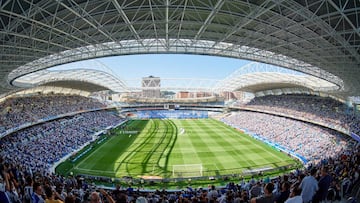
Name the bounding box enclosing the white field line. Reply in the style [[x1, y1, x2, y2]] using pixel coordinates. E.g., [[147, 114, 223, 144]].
[[74, 167, 115, 175], [76, 136, 116, 169]]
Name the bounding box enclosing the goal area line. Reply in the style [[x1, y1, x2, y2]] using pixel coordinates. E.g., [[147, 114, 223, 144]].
[[172, 164, 203, 178]]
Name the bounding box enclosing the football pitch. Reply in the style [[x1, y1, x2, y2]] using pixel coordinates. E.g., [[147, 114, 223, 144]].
[[66, 119, 298, 179]]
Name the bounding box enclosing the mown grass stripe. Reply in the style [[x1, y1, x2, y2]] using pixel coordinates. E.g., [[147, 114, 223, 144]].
[[67, 118, 298, 178], [183, 119, 228, 171]]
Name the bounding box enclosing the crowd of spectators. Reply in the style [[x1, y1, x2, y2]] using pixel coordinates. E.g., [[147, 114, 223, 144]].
[[235, 94, 360, 135], [0, 94, 107, 134], [0, 93, 359, 203], [222, 111, 351, 164], [0, 110, 124, 175], [0, 140, 359, 203]]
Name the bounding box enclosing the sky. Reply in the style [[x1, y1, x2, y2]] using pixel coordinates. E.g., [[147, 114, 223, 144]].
[[48, 54, 306, 89], [96, 54, 251, 81], [48, 54, 305, 90]]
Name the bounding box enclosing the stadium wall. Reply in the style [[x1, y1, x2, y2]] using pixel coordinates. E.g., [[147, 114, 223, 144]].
[[120, 103, 224, 112], [133, 110, 209, 119]]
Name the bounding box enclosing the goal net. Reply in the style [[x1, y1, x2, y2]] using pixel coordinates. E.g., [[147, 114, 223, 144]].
[[172, 164, 203, 178]]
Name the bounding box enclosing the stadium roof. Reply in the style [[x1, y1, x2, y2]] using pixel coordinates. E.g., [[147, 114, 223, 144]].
[[13, 68, 129, 92], [0, 0, 359, 98], [39, 81, 109, 92], [14, 60, 334, 93], [13, 59, 129, 92], [214, 62, 338, 92]]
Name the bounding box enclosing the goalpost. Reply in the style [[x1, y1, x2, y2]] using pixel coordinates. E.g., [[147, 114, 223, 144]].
[[172, 164, 203, 178]]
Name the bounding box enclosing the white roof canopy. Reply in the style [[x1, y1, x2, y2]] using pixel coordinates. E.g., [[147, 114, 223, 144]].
[[0, 0, 359, 98]]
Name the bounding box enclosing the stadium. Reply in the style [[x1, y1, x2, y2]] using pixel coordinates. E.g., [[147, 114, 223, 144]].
[[0, 1, 359, 203]]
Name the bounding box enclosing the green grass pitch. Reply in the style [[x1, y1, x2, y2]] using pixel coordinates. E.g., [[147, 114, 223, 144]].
[[69, 118, 297, 178]]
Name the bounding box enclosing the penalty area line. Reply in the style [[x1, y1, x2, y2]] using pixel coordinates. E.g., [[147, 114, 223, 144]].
[[74, 167, 116, 175]]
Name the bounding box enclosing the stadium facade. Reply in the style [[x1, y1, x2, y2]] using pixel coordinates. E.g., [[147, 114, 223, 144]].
[[142, 76, 161, 98]]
